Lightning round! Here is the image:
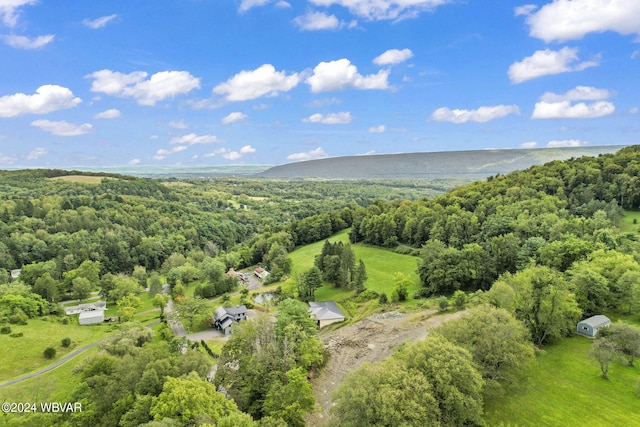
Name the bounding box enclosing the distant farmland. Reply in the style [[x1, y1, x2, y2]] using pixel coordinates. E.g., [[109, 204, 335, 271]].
[[47, 175, 106, 184]]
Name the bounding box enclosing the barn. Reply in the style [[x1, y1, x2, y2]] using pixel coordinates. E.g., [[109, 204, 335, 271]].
[[576, 315, 611, 338], [79, 310, 104, 325]]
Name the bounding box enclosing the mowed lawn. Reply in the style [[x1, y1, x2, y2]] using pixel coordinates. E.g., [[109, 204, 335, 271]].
[[0, 319, 109, 381], [288, 229, 423, 302], [47, 175, 105, 184], [620, 210, 640, 232], [484, 336, 640, 427]]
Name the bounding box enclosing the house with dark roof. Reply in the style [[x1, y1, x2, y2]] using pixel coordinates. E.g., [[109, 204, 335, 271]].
[[64, 301, 107, 315], [213, 305, 248, 336], [577, 315, 611, 338], [309, 301, 346, 328]]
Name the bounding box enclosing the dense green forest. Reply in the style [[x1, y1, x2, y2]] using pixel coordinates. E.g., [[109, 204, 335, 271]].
[[1, 146, 640, 426]]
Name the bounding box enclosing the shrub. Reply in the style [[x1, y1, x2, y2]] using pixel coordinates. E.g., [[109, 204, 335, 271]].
[[0, 325, 11, 334], [8, 309, 28, 325], [61, 337, 71, 347], [413, 289, 431, 299], [437, 296, 449, 312], [354, 289, 379, 302], [43, 347, 56, 359], [9, 332, 23, 338], [378, 292, 389, 305], [60, 317, 69, 325], [453, 290, 467, 309]]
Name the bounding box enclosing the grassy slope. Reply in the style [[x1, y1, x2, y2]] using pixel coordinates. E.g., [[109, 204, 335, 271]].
[[287, 229, 422, 303], [620, 210, 640, 232], [484, 336, 640, 427], [0, 319, 109, 381]]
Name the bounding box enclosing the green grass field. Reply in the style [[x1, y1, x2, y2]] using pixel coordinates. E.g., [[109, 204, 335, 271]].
[[0, 319, 109, 381], [46, 175, 105, 184], [287, 229, 423, 304], [621, 210, 640, 232], [484, 336, 640, 427]]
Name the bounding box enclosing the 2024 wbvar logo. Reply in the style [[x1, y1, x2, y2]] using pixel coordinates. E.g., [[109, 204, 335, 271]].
[[2, 402, 82, 413]]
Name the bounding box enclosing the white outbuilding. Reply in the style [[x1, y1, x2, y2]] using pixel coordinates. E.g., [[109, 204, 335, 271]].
[[576, 315, 611, 338], [79, 310, 104, 325]]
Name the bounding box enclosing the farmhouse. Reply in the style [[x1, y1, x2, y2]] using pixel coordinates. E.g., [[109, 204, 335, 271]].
[[254, 267, 270, 280], [576, 315, 611, 338], [213, 305, 247, 336], [308, 301, 346, 328], [79, 310, 104, 325]]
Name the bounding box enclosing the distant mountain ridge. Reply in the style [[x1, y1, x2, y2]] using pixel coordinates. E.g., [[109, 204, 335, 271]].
[[258, 146, 626, 180]]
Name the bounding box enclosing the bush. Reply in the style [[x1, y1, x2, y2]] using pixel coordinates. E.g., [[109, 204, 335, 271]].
[[413, 289, 431, 299], [9, 332, 23, 338], [60, 317, 69, 325], [378, 292, 389, 305], [61, 337, 71, 347], [437, 296, 449, 312], [453, 290, 467, 309], [43, 347, 56, 359], [354, 289, 379, 302], [8, 309, 28, 325], [0, 325, 11, 334]]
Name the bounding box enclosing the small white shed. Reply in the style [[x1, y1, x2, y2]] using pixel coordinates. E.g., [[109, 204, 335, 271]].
[[576, 315, 610, 338], [79, 310, 104, 325]]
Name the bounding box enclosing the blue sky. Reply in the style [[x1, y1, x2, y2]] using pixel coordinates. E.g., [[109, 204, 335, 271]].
[[0, 0, 638, 167]]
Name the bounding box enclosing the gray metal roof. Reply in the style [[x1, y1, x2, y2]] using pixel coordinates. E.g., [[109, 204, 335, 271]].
[[578, 315, 611, 327], [309, 301, 345, 321]]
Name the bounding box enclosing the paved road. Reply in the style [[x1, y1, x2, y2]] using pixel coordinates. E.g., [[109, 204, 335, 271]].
[[0, 342, 100, 387], [166, 299, 186, 337]]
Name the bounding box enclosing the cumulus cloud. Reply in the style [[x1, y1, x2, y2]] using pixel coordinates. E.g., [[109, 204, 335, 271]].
[[223, 145, 256, 160], [520, 141, 538, 148], [26, 147, 47, 160], [287, 147, 328, 161], [532, 86, 615, 119], [430, 105, 520, 123], [153, 145, 188, 160], [94, 108, 121, 119], [304, 112, 352, 124], [213, 64, 300, 102], [87, 69, 201, 106], [508, 47, 599, 84], [373, 48, 413, 65], [0, 152, 17, 166], [0, 85, 81, 117], [31, 119, 93, 136], [294, 11, 341, 30], [2, 34, 54, 49], [239, 0, 271, 13], [83, 14, 118, 29], [546, 139, 589, 148], [514, 4, 537, 16], [221, 112, 248, 124], [0, 0, 37, 28], [128, 158, 141, 165], [306, 59, 389, 92], [309, 0, 452, 21], [169, 133, 220, 145], [525, 0, 640, 42], [369, 125, 386, 133]]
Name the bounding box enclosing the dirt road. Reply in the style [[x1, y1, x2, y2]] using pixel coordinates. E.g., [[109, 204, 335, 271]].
[[306, 308, 470, 426]]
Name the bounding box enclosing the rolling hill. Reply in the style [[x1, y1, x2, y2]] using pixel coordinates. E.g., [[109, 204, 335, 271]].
[[258, 146, 625, 180]]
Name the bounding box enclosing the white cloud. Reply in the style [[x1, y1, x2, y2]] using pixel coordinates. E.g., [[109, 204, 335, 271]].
[[0, 0, 37, 28], [373, 48, 413, 65], [94, 108, 121, 119], [169, 133, 220, 145], [31, 119, 93, 136], [525, 0, 640, 42], [276, 1, 291, 8], [508, 47, 598, 84], [369, 125, 386, 133], [532, 86, 615, 119], [239, 0, 271, 13], [287, 147, 328, 161], [294, 11, 341, 30], [630, 107, 639, 115], [2, 34, 54, 49], [128, 158, 141, 165], [306, 97, 341, 108], [87, 69, 201, 106], [532, 101, 615, 119], [153, 145, 188, 160], [430, 104, 520, 123], [26, 147, 47, 160], [306, 58, 389, 92], [0, 85, 81, 117], [309, 0, 452, 21], [514, 4, 537, 16], [213, 64, 300, 102], [539, 86, 613, 103], [546, 139, 589, 148], [223, 145, 256, 160], [0, 152, 17, 165], [304, 111, 352, 124], [168, 120, 188, 129], [221, 112, 248, 124], [83, 14, 118, 29], [520, 141, 538, 148]]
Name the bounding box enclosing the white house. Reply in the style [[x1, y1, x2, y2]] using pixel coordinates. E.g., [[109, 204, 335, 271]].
[[309, 301, 346, 328], [79, 310, 104, 325]]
